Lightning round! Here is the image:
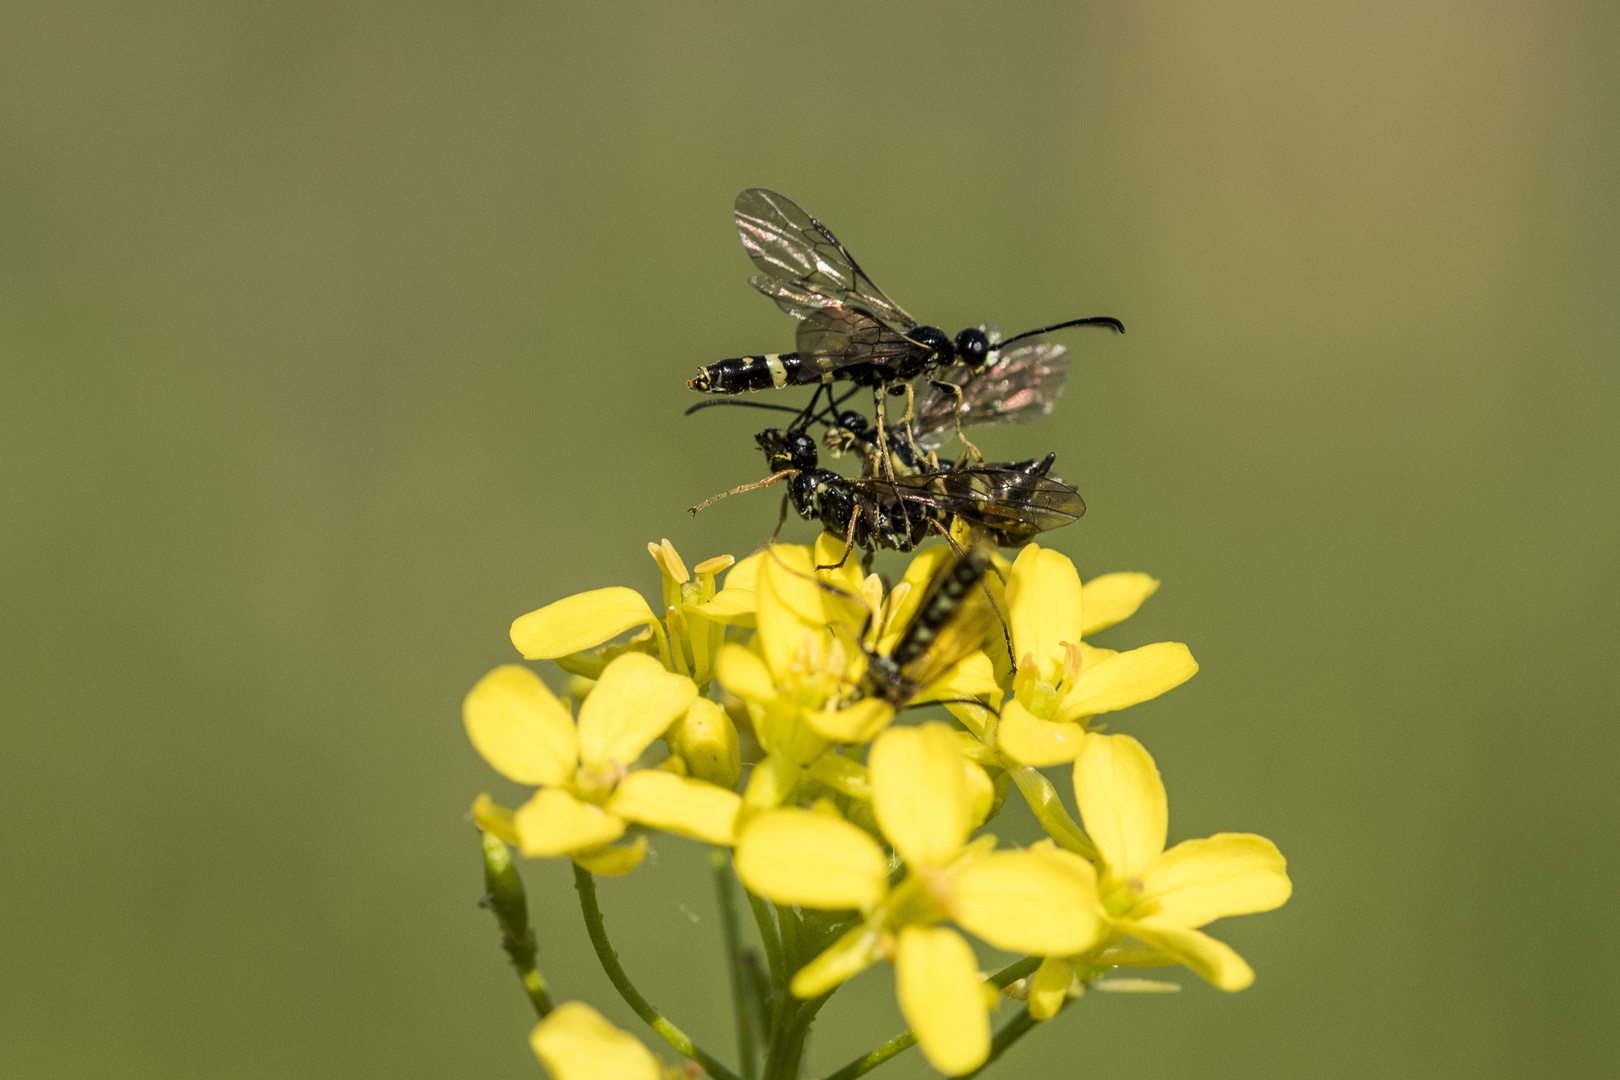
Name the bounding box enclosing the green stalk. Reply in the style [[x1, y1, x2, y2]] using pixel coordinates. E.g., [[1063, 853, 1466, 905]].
[[712, 847, 758, 1080], [572, 863, 740, 1080], [479, 831, 552, 1017]]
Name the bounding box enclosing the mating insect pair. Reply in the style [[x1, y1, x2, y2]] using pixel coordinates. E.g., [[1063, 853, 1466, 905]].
[[687, 190, 1111, 567], [689, 188, 1123, 469]]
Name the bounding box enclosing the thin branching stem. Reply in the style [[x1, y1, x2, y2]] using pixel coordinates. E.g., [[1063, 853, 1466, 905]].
[[957, 1008, 1039, 1080], [572, 863, 741, 1080], [818, 955, 1043, 1080]]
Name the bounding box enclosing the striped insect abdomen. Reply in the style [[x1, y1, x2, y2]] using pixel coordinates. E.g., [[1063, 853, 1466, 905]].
[[688, 353, 810, 394]]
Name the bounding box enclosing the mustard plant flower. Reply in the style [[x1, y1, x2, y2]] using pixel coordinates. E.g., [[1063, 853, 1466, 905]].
[[464, 653, 743, 873], [713, 539, 873, 811], [735, 723, 1106, 1075], [1026, 732, 1291, 1017], [970, 544, 1198, 767], [531, 1001, 662, 1080], [509, 540, 758, 689]]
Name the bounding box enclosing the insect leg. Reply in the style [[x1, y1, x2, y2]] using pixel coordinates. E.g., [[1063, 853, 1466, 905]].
[[927, 378, 983, 463], [870, 385, 897, 485], [789, 384, 826, 433], [897, 382, 931, 465], [770, 490, 791, 543], [689, 469, 798, 515], [815, 502, 863, 572]]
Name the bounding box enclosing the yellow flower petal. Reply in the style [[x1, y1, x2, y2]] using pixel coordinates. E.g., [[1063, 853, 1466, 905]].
[[714, 643, 777, 703], [531, 1001, 662, 1080], [690, 587, 757, 627], [511, 587, 659, 660], [952, 848, 1105, 957], [806, 698, 894, 743], [1054, 642, 1198, 723], [1139, 833, 1291, 927], [1077, 641, 1117, 667], [963, 760, 995, 832], [724, 550, 765, 593], [756, 545, 827, 679], [996, 697, 1087, 767], [607, 770, 741, 846], [790, 921, 884, 998], [742, 752, 803, 811], [1074, 733, 1166, 883], [877, 546, 952, 654], [1079, 572, 1160, 636], [806, 754, 872, 801], [1117, 916, 1255, 991], [735, 808, 888, 910], [1005, 544, 1085, 683], [463, 664, 579, 785], [572, 835, 649, 876], [870, 723, 970, 869], [514, 788, 626, 857], [472, 793, 519, 846], [1027, 956, 1076, 1021], [895, 926, 990, 1076], [576, 653, 698, 769], [667, 697, 741, 789], [814, 531, 865, 595], [921, 650, 999, 699]]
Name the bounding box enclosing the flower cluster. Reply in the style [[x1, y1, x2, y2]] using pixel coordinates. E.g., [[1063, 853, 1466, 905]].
[[467, 535, 1290, 1079]]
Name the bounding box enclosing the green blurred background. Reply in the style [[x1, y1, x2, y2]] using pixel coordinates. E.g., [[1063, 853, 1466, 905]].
[[3, 1, 1616, 1076]]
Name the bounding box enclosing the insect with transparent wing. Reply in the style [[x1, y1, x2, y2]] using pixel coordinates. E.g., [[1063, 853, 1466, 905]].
[[688, 189, 1123, 472], [691, 425, 1085, 574]]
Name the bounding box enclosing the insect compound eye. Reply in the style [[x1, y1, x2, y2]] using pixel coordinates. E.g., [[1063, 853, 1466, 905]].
[[954, 327, 990, 369], [784, 430, 819, 471]]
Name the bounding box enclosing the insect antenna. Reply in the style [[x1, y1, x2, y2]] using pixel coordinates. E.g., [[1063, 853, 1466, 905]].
[[689, 470, 797, 515], [683, 399, 806, 418], [997, 316, 1125, 348]]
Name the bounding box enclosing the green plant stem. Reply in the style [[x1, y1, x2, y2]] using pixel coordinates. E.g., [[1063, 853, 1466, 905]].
[[821, 1030, 917, 1080], [958, 1008, 1038, 1080], [711, 848, 757, 1080], [748, 892, 784, 997], [818, 955, 1043, 1080], [572, 863, 740, 1080], [479, 830, 552, 1018], [765, 990, 834, 1080]]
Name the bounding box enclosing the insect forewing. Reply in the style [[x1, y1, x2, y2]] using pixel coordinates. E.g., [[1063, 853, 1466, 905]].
[[795, 308, 923, 374], [734, 188, 914, 328]]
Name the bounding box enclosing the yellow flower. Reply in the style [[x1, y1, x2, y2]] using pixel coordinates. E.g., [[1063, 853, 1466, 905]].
[[970, 544, 1198, 767], [531, 1001, 661, 1080], [735, 723, 1106, 1075], [717, 539, 1002, 816], [464, 653, 743, 873], [1026, 732, 1291, 1017], [509, 539, 758, 688], [713, 539, 880, 811]]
